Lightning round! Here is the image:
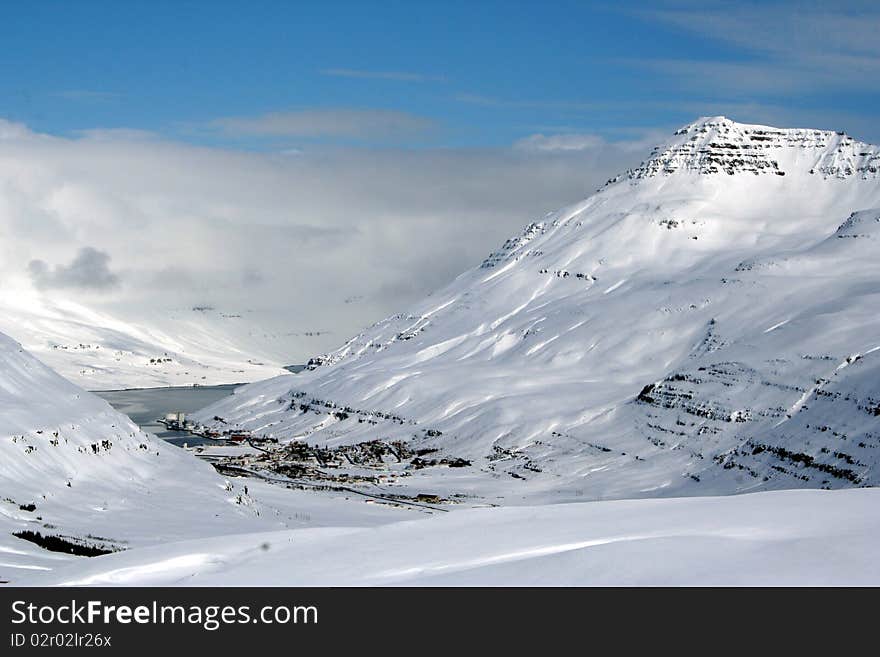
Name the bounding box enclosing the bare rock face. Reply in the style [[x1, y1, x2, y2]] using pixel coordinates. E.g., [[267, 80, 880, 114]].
[[480, 221, 548, 269], [625, 116, 880, 180]]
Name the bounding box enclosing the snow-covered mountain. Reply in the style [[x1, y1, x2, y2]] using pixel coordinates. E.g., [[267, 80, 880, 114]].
[[0, 330, 274, 580], [193, 117, 880, 504], [0, 289, 288, 390]]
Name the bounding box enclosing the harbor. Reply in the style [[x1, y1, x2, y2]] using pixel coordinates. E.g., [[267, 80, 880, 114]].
[[94, 384, 241, 447]]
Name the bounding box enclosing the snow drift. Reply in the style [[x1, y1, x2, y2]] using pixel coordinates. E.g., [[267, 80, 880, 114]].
[[20, 488, 880, 586]]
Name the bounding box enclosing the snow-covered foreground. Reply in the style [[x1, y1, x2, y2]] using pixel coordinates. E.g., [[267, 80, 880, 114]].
[[18, 488, 879, 586]]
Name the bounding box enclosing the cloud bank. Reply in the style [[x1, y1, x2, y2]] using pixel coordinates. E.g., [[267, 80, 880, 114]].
[[0, 117, 643, 362], [28, 246, 120, 291], [209, 109, 435, 139]]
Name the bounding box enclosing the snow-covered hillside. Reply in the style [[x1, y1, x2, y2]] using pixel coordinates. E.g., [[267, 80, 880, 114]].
[[192, 117, 880, 504], [0, 289, 288, 390], [0, 330, 281, 582], [20, 488, 880, 586]]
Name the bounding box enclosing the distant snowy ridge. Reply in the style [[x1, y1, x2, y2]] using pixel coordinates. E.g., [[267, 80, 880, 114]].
[[193, 117, 880, 505], [0, 291, 288, 390]]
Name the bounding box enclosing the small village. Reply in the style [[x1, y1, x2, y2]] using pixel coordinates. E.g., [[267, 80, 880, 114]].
[[158, 410, 468, 511]]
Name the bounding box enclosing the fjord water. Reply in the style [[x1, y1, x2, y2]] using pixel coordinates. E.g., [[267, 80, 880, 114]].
[[95, 384, 239, 445]]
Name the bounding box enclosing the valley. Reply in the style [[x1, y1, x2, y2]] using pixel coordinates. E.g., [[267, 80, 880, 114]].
[[4, 116, 879, 587]]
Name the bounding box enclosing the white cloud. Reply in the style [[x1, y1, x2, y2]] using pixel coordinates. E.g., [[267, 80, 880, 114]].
[[321, 68, 444, 82], [631, 3, 880, 94], [514, 133, 606, 153], [0, 117, 644, 361], [454, 93, 606, 111], [627, 55, 880, 95], [74, 128, 160, 142], [53, 90, 122, 102], [641, 4, 880, 58], [209, 108, 435, 139], [0, 119, 38, 140], [29, 247, 120, 291]]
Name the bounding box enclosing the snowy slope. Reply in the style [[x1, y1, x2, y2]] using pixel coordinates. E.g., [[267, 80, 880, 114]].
[[0, 289, 288, 390], [20, 488, 880, 586], [0, 330, 282, 582], [192, 117, 880, 504]]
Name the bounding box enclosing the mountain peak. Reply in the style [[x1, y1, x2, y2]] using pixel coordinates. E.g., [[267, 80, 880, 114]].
[[676, 115, 737, 131], [621, 116, 879, 181]]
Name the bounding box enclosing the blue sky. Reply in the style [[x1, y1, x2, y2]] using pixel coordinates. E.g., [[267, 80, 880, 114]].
[[4, 0, 880, 148]]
